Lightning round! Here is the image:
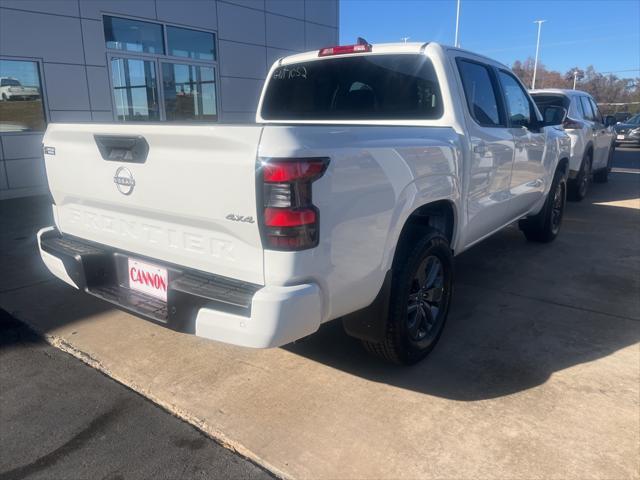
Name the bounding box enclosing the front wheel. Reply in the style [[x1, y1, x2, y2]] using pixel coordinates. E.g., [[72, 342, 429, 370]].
[[362, 229, 453, 365], [519, 166, 567, 243]]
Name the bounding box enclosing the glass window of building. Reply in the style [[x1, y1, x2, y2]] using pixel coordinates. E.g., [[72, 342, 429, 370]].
[[104, 16, 218, 123], [167, 26, 216, 61], [0, 59, 46, 132], [104, 16, 164, 54], [162, 63, 217, 121], [111, 58, 160, 121]]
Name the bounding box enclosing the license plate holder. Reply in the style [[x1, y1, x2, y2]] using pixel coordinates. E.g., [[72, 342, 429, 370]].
[[127, 258, 168, 302]]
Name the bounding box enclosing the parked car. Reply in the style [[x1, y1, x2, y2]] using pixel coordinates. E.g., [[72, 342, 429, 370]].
[[531, 89, 616, 200], [614, 112, 632, 123], [0, 77, 40, 101], [614, 113, 640, 147], [38, 41, 571, 364]]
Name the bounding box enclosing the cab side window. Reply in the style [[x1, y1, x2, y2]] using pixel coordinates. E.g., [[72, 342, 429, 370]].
[[498, 70, 532, 128], [580, 97, 595, 121], [457, 59, 502, 127], [589, 98, 603, 124], [574, 97, 586, 118]]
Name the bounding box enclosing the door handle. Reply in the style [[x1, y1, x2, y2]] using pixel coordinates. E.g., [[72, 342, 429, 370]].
[[94, 135, 149, 163], [473, 143, 488, 156]]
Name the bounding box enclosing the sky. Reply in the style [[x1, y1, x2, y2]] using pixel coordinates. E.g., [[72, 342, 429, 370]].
[[340, 0, 640, 77]]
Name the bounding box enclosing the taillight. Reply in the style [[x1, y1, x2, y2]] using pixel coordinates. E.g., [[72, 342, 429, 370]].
[[318, 38, 372, 57], [319, 44, 372, 57], [563, 117, 584, 130], [259, 158, 329, 251]]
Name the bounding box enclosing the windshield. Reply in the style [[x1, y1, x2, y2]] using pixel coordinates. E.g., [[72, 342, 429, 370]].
[[261, 54, 443, 121], [1, 78, 21, 87]]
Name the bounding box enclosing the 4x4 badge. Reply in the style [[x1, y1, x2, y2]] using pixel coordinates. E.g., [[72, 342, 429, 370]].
[[226, 214, 255, 223]]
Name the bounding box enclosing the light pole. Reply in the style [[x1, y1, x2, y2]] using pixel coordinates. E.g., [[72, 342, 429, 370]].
[[572, 70, 579, 90], [531, 19, 546, 89], [454, 0, 461, 47]]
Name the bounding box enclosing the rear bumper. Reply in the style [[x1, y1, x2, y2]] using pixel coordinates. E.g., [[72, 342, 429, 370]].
[[37, 227, 322, 348]]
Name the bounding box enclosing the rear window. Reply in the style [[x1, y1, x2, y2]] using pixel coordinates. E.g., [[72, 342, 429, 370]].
[[1, 78, 21, 87], [261, 54, 443, 121], [531, 94, 570, 110]]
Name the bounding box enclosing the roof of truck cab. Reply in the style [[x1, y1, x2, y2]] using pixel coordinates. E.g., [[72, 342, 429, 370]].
[[277, 42, 430, 65], [530, 88, 592, 97], [276, 41, 510, 70]]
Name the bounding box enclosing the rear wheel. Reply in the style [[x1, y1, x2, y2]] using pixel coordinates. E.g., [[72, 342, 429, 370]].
[[519, 166, 566, 243], [568, 151, 592, 201], [594, 144, 614, 183], [362, 228, 453, 365]]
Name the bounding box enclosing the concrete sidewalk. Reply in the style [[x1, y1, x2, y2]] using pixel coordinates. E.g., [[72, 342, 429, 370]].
[[1, 154, 638, 479]]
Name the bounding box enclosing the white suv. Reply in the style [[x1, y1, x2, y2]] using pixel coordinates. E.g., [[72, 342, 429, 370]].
[[531, 89, 616, 201]]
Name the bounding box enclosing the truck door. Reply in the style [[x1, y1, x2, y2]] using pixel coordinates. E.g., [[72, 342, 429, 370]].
[[497, 69, 546, 215], [456, 58, 516, 247], [588, 97, 612, 170], [579, 96, 600, 165]]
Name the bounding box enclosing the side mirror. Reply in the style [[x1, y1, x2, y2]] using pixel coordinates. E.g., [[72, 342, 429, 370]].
[[541, 106, 567, 127], [605, 115, 616, 127]]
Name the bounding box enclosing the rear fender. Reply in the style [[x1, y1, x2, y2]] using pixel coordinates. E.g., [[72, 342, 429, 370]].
[[381, 174, 461, 271]]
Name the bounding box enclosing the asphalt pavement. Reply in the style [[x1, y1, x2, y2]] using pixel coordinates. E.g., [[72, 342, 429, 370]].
[[613, 144, 640, 169], [0, 309, 272, 480]]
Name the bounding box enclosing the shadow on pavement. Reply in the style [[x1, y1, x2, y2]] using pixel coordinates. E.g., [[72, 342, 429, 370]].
[[286, 169, 640, 400]]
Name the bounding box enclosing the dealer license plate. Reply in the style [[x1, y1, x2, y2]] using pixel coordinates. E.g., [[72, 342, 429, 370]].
[[127, 258, 168, 302]]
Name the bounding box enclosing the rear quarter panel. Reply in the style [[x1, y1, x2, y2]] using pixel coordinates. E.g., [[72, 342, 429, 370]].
[[259, 125, 462, 323]]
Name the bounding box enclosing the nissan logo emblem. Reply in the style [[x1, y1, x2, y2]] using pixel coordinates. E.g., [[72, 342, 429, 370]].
[[113, 166, 135, 195]]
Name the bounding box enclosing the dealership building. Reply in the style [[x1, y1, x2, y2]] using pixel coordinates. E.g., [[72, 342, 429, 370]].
[[0, 0, 339, 199]]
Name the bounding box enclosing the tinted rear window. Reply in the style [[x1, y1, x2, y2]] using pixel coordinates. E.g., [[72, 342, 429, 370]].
[[531, 94, 570, 109], [261, 54, 443, 120], [1, 78, 21, 87]]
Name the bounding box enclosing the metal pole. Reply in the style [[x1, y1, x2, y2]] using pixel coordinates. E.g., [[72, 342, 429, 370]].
[[573, 71, 578, 90], [455, 0, 461, 47], [531, 20, 546, 90]]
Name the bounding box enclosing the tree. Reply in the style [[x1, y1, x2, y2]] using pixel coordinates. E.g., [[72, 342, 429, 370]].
[[565, 68, 584, 88], [511, 60, 640, 113]]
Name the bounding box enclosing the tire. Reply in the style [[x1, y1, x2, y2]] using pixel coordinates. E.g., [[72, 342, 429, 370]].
[[568, 151, 592, 201], [362, 228, 453, 365], [1, 93, 7, 102], [519, 166, 567, 243], [594, 144, 614, 183]]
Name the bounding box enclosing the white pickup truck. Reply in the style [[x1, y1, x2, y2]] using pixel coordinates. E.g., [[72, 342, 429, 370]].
[[39, 41, 570, 364]]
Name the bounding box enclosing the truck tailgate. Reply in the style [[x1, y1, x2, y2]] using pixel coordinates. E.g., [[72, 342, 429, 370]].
[[43, 123, 264, 285]]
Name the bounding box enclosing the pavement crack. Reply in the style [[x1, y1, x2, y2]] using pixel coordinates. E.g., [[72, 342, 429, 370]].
[[0, 279, 55, 295], [0, 400, 130, 480]]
